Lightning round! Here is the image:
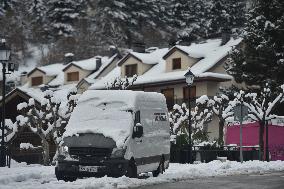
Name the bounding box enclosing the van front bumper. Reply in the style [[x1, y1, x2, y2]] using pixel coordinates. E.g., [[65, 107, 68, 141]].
[[56, 158, 129, 178]]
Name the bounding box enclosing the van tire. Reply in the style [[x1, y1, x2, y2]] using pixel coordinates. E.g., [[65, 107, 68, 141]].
[[55, 167, 76, 182], [126, 159, 137, 178], [152, 156, 165, 177]]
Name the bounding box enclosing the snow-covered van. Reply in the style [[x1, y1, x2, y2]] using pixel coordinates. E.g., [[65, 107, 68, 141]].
[[55, 90, 170, 181]]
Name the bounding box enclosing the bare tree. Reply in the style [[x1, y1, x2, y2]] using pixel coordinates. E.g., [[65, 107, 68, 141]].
[[105, 75, 138, 90]]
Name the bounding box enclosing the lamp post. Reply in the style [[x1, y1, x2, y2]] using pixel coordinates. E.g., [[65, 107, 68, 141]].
[[184, 70, 195, 164], [0, 38, 12, 167]]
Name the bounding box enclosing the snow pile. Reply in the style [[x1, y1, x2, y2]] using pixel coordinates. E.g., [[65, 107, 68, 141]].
[[0, 161, 283, 189], [20, 143, 40, 150]]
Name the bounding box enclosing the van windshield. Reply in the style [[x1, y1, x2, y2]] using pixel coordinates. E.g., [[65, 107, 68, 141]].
[[63, 100, 133, 148]]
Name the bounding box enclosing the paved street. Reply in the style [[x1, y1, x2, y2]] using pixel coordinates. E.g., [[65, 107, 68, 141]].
[[136, 172, 284, 189]]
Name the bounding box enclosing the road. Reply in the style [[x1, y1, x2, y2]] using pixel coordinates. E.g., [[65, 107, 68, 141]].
[[136, 172, 284, 189]]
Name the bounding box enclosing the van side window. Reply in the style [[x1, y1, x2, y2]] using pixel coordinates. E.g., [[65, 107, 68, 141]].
[[135, 111, 140, 124]]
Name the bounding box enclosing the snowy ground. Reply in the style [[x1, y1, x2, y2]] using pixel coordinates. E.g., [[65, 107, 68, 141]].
[[0, 160, 284, 189]]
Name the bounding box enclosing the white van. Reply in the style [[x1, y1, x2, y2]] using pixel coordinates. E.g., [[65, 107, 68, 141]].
[[55, 90, 170, 181]]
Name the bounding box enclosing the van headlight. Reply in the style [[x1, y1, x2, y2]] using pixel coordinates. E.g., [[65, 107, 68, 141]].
[[59, 145, 69, 155], [111, 148, 126, 158]]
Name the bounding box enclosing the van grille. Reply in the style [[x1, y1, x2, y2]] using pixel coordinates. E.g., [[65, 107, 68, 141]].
[[69, 147, 112, 157]]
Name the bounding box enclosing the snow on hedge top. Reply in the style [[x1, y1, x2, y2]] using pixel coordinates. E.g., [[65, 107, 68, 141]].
[[63, 90, 165, 148]]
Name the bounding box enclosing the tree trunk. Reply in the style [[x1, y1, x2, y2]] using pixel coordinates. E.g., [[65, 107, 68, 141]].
[[259, 121, 265, 161], [42, 139, 50, 166], [218, 119, 225, 146]]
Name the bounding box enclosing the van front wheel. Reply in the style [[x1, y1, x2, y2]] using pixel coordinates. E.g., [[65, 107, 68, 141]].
[[152, 157, 165, 177], [126, 159, 137, 178]]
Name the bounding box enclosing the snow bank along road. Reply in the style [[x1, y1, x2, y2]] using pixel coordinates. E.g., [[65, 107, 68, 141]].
[[0, 160, 284, 189]]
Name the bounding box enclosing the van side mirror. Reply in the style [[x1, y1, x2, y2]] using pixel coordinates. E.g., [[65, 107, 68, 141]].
[[133, 123, 143, 138]]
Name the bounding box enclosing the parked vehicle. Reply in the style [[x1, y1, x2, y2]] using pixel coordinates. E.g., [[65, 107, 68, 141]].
[[55, 90, 170, 181]]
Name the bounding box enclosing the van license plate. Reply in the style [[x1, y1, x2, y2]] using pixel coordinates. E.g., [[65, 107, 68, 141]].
[[79, 166, 98, 172]]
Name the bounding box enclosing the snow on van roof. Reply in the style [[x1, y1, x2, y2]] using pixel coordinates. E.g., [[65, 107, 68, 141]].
[[63, 90, 166, 148]]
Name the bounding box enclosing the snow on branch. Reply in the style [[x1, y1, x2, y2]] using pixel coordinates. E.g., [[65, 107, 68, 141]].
[[105, 74, 138, 90], [235, 83, 284, 122], [15, 87, 80, 165]]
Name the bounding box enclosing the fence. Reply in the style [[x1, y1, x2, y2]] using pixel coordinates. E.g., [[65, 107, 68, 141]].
[[170, 144, 260, 163]]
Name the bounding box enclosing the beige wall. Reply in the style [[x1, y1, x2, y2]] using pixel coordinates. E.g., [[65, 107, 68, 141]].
[[28, 70, 54, 87], [64, 65, 91, 85], [207, 115, 219, 141], [77, 81, 91, 94], [165, 50, 198, 72], [142, 81, 220, 101], [208, 60, 227, 74], [121, 56, 153, 78]]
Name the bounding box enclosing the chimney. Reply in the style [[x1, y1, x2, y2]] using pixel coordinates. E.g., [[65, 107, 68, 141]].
[[221, 27, 231, 45], [109, 45, 118, 57], [168, 38, 177, 48], [95, 57, 102, 70], [64, 53, 74, 65], [132, 42, 146, 53], [20, 71, 28, 85]]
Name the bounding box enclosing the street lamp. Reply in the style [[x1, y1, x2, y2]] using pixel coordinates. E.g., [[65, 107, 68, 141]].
[[0, 38, 12, 167], [184, 70, 195, 164]]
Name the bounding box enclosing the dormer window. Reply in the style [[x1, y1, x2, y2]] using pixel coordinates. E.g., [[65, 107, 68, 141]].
[[67, 71, 79, 81], [125, 64, 137, 77], [172, 58, 181, 70], [31, 76, 43, 86]]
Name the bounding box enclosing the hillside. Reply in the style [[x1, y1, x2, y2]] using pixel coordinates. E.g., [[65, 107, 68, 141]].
[[0, 0, 247, 67]]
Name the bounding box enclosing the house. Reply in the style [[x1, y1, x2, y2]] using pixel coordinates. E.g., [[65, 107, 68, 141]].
[[0, 83, 78, 164], [76, 54, 122, 93], [0, 88, 53, 164], [26, 64, 65, 87], [90, 38, 242, 139]]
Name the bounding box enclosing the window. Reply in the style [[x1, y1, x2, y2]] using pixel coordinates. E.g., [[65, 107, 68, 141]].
[[31, 76, 43, 86], [67, 72, 79, 81], [183, 86, 196, 100], [161, 88, 174, 110], [125, 64, 137, 77], [172, 58, 181, 70]]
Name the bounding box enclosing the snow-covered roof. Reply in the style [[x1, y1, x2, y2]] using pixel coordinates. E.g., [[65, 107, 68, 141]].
[[90, 38, 241, 89], [64, 56, 102, 71], [17, 84, 77, 105], [76, 54, 119, 86], [117, 48, 168, 66], [166, 39, 224, 59], [38, 64, 65, 76]]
